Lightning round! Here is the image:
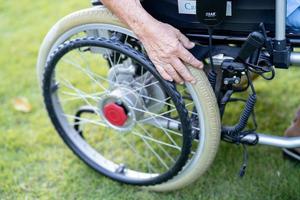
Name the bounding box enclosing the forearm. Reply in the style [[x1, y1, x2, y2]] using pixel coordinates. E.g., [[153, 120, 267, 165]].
[[101, 0, 157, 38]]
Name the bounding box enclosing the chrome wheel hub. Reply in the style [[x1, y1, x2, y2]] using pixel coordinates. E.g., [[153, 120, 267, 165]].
[[99, 86, 145, 131]]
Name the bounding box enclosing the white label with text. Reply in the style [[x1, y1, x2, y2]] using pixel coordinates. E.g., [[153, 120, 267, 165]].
[[178, 1, 233, 16], [178, 0, 196, 15]]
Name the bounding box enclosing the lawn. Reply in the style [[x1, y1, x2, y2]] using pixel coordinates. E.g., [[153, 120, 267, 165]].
[[0, 1, 300, 199]]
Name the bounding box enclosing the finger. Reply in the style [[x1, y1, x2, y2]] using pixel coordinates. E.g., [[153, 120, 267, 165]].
[[164, 64, 184, 84], [171, 58, 196, 84], [156, 65, 173, 82], [177, 45, 203, 69], [178, 33, 195, 49]]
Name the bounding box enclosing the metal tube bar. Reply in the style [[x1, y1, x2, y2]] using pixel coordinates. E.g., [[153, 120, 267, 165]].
[[290, 52, 300, 65], [241, 133, 300, 148], [275, 0, 287, 41], [143, 118, 180, 131]]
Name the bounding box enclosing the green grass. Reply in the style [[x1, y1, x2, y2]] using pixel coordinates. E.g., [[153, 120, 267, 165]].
[[0, 1, 300, 199]]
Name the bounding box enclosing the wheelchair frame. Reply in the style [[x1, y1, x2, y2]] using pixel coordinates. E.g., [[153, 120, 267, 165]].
[[92, 0, 300, 149]]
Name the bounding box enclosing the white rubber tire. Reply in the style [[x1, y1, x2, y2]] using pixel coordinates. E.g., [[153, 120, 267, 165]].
[[148, 66, 221, 191], [37, 7, 221, 192], [37, 7, 129, 85]]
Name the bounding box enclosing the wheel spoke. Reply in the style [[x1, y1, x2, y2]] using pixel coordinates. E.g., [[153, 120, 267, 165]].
[[62, 57, 109, 92], [118, 135, 157, 173], [64, 113, 160, 173], [133, 131, 170, 170], [60, 90, 105, 103], [126, 81, 160, 96], [139, 93, 197, 116], [136, 124, 177, 163], [59, 79, 98, 102], [134, 106, 180, 147], [63, 114, 107, 127], [58, 79, 106, 122]]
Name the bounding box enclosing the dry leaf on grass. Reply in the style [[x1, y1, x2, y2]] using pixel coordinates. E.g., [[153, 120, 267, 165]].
[[12, 97, 32, 113]]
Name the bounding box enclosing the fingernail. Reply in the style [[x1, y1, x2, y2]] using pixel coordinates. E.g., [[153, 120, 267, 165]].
[[191, 80, 197, 84], [190, 42, 195, 48], [180, 81, 184, 85]]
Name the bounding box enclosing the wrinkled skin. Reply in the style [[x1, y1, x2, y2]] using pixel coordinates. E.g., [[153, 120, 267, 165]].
[[138, 21, 203, 84]]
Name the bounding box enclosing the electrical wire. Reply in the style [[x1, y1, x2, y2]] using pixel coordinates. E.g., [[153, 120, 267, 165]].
[[207, 27, 218, 89], [208, 27, 215, 71]]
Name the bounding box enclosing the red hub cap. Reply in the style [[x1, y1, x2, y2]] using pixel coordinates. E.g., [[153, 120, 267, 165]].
[[103, 103, 128, 127]]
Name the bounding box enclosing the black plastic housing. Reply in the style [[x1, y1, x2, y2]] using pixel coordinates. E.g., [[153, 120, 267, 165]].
[[273, 40, 291, 69], [237, 32, 265, 62], [196, 0, 227, 27]]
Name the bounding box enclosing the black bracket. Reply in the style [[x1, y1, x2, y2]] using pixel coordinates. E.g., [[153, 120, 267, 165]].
[[74, 106, 97, 137], [273, 40, 292, 69]]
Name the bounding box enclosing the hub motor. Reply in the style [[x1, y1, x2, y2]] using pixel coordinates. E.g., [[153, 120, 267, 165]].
[[99, 86, 145, 131], [99, 60, 167, 131]]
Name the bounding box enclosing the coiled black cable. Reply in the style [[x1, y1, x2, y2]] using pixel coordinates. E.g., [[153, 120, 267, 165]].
[[222, 93, 257, 135], [208, 70, 217, 89]]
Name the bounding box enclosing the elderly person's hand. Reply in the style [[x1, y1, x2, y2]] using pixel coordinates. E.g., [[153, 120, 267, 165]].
[[102, 0, 203, 84], [136, 21, 203, 84]]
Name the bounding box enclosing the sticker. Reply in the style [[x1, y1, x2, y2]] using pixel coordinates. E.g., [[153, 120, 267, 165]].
[[178, 0, 196, 15], [226, 1, 232, 16], [178, 0, 233, 16]]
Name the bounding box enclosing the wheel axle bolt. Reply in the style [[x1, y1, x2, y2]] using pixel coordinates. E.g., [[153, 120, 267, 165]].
[[103, 103, 128, 127]]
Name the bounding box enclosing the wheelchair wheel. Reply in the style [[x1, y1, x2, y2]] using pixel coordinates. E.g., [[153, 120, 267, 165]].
[[38, 7, 221, 191], [43, 37, 194, 185]]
